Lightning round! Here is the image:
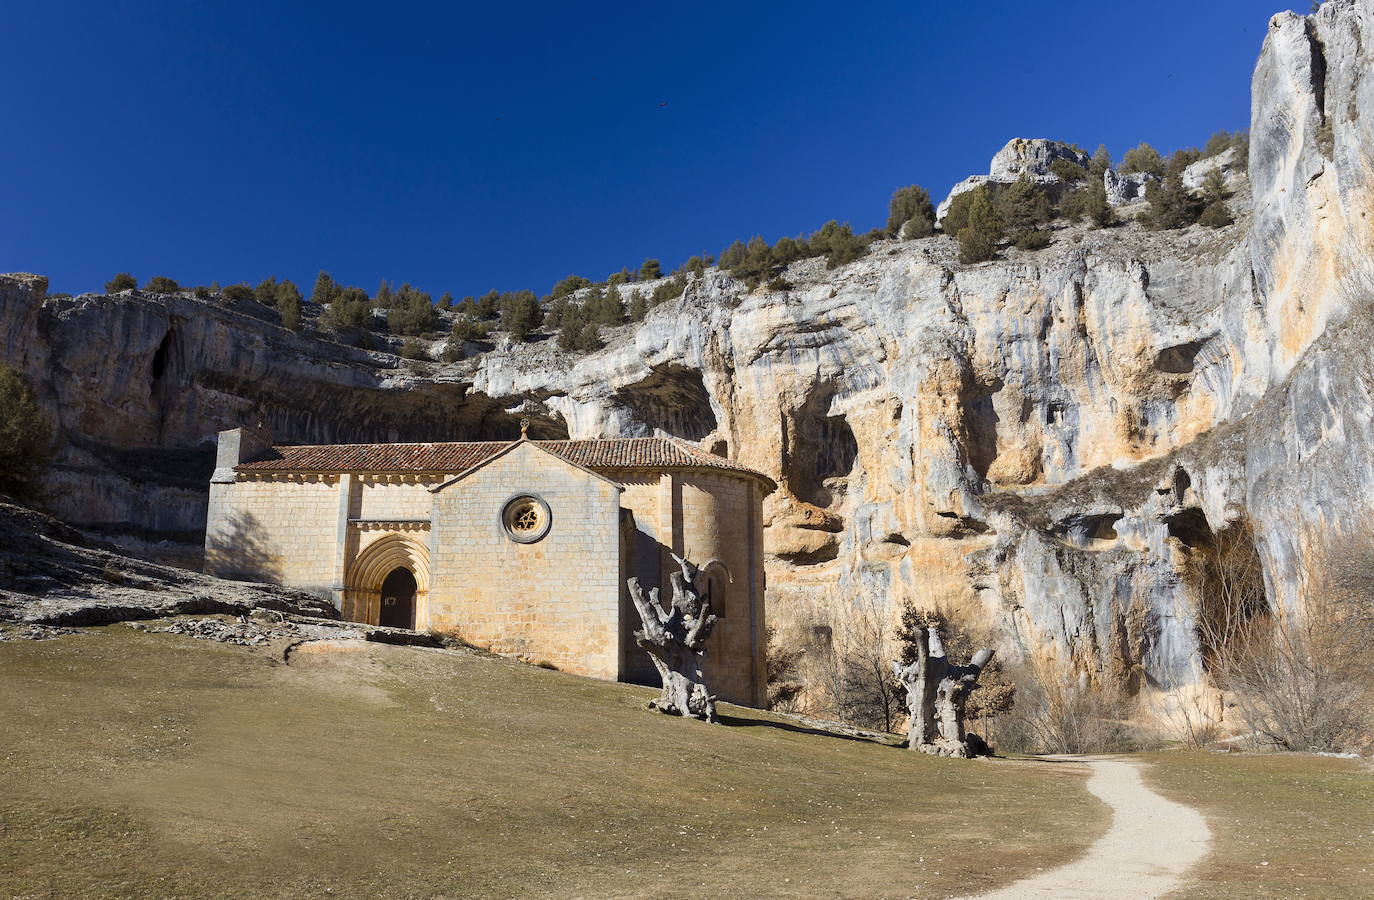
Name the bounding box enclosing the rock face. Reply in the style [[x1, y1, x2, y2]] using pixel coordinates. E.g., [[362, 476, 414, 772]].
[[936, 138, 1087, 221], [4, 1, 1373, 699]]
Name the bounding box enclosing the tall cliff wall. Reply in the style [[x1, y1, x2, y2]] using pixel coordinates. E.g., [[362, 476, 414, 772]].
[[4, 1, 1372, 693]]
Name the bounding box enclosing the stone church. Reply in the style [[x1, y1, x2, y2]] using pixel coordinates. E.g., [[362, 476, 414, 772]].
[[204, 424, 775, 706]]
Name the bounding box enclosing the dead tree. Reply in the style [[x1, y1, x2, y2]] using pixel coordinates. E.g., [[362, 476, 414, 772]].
[[627, 553, 719, 723], [894, 627, 994, 757]]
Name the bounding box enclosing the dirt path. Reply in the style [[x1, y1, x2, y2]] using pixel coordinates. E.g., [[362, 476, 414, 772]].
[[965, 758, 1211, 900]]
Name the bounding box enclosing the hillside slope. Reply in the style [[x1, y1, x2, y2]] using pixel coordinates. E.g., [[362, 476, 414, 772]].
[[0, 628, 1106, 899]]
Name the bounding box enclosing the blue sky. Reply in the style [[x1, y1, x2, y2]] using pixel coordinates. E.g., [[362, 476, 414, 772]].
[[4, 1, 1288, 299]]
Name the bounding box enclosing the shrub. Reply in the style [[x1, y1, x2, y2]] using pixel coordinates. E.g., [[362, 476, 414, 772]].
[[1120, 142, 1165, 176], [1143, 171, 1204, 230], [276, 280, 304, 332], [398, 337, 428, 360], [638, 258, 662, 281], [374, 279, 394, 309], [1187, 523, 1374, 754], [440, 341, 464, 364], [105, 273, 137, 293], [997, 656, 1158, 754], [957, 189, 1002, 264], [574, 322, 602, 352], [628, 293, 649, 322], [887, 185, 936, 238], [1048, 158, 1088, 183], [650, 274, 686, 305], [320, 285, 372, 331], [221, 283, 254, 302], [476, 290, 500, 320], [498, 290, 542, 341], [996, 174, 1052, 250], [940, 184, 988, 236], [809, 220, 868, 269], [143, 276, 180, 294], [1197, 168, 1234, 228], [726, 235, 775, 288], [678, 254, 713, 275], [1167, 147, 1202, 177], [587, 286, 625, 326], [1060, 179, 1118, 228], [437, 291, 454, 310], [449, 313, 488, 343], [550, 275, 591, 300], [0, 365, 52, 506], [766, 276, 793, 291], [192, 286, 212, 301], [388, 284, 437, 335]]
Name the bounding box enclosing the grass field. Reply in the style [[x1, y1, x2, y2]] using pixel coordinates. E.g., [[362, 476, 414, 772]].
[[1143, 751, 1374, 899], [0, 625, 1108, 899]]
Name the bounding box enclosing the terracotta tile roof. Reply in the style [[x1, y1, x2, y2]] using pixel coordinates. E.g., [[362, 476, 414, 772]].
[[235, 437, 776, 489]]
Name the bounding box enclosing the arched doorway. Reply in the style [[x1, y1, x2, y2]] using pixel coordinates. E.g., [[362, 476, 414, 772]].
[[343, 532, 431, 628], [378, 567, 417, 629]]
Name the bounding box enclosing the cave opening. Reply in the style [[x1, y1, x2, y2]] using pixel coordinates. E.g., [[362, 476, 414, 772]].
[[151, 329, 175, 382], [1154, 341, 1203, 374], [610, 365, 718, 441], [783, 382, 859, 508]]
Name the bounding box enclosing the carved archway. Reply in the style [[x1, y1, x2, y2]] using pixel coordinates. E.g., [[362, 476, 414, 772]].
[[344, 533, 432, 628]]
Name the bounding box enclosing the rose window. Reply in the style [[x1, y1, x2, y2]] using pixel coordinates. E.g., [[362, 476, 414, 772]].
[[501, 495, 551, 543]]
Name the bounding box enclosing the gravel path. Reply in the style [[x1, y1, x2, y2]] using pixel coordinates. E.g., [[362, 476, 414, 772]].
[[965, 758, 1211, 900]]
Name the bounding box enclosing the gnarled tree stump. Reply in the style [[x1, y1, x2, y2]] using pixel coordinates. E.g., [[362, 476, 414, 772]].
[[894, 627, 993, 757], [627, 554, 719, 723]]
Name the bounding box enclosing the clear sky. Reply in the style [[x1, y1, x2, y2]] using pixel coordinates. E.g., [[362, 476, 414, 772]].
[[4, 1, 1290, 299]]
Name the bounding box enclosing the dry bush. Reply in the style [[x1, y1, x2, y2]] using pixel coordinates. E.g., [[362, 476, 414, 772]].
[[765, 627, 806, 711], [1188, 522, 1374, 754], [795, 596, 906, 732], [997, 654, 1158, 754]]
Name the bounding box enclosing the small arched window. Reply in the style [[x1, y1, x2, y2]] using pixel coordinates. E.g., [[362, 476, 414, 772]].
[[699, 559, 732, 618]]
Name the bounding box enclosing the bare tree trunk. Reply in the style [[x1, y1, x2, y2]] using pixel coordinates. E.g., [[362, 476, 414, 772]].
[[627, 554, 719, 723], [894, 628, 994, 757]]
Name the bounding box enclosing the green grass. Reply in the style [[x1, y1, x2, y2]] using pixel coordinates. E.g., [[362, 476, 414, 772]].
[[1142, 751, 1374, 899], [1, 627, 1109, 899]]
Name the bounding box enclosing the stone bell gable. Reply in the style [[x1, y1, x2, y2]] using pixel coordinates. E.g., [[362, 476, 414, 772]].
[[428, 440, 626, 679]]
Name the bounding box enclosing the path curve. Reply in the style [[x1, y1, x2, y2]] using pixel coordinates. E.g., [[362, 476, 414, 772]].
[[965, 758, 1210, 900]]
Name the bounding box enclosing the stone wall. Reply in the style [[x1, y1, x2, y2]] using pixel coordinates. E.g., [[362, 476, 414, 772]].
[[205, 473, 340, 596], [429, 443, 624, 679]]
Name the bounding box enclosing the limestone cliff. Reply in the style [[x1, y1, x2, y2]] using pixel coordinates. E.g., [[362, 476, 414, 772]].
[[5, 1, 1373, 694]]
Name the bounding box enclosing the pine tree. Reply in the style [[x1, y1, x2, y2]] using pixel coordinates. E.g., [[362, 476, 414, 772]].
[[310, 271, 340, 306], [887, 185, 936, 238], [638, 259, 662, 281], [437, 291, 454, 309], [105, 273, 137, 293], [551, 275, 591, 300], [809, 221, 868, 269], [1089, 144, 1112, 179], [254, 276, 278, 305], [275, 280, 303, 332], [1143, 171, 1204, 230], [476, 290, 500, 319], [957, 189, 1003, 264], [629, 292, 648, 322], [997, 175, 1052, 250], [1120, 142, 1165, 177], [1061, 180, 1118, 228], [374, 279, 394, 309], [498, 290, 542, 341], [1197, 168, 1235, 228]]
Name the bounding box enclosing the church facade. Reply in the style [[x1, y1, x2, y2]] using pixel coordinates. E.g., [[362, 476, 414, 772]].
[[204, 425, 775, 707]]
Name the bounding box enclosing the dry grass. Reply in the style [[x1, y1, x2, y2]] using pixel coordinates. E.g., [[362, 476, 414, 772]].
[[1142, 752, 1374, 899], [0, 626, 1109, 899]]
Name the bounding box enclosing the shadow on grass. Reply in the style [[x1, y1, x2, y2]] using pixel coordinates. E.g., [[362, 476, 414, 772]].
[[718, 713, 894, 746]]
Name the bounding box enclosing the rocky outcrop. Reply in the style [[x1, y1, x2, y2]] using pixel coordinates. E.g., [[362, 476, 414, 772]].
[[4, 1, 1373, 698], [936, 138, 1087, 221], [0, 497, 337, 625]]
